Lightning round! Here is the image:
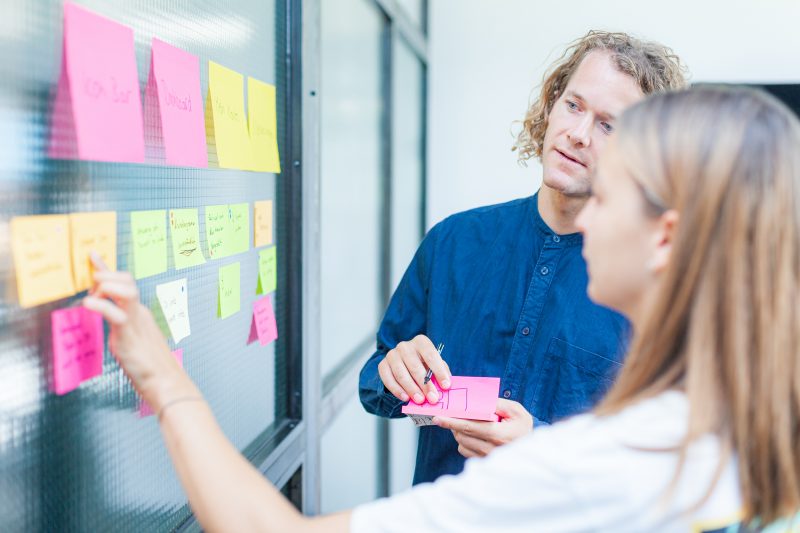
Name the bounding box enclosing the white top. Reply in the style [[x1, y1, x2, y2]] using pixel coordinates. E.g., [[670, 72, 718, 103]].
[[351, 391, 746, 533]]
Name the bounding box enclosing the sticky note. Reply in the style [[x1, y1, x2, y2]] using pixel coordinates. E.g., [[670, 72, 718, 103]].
[[145, 38, 207, 167], [229, 203, 250, 255], [140, 349, 183, 417], [217, 262, 240, 319], [205, 204, 231, 258], [257, 246, 277, 295], [247, 295, 278, 346], [169, 208, 205, 269], [207, 61, 252, 169], [52, 307, 104, 395], [11, 215, 76, 308], [248, 78, 281, 173], [401, 376, 501, 425], [48, 3, 144, 163], [155, 278, 190, 343], [130, 210, 167, 279], [253, 200, 273, 248], [69, 211, 117, 291]]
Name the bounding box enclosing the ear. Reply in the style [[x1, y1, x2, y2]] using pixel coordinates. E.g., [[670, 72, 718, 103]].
[[648, 209, 679, 274]]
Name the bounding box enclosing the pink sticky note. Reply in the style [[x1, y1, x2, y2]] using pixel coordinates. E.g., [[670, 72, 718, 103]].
[[51, 307, 105, 395], [140, 349, 184, 417], [144, 38, 207, 167], [48, 3, 144, 163], [401, 376, 501, 422], [247, 296, 278, 346]]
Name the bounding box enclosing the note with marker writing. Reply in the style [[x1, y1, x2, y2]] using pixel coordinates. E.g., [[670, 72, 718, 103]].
[[48, 2, 144, 163], [169, 208, 205, 269], [217, 262, 241, 319], [207, 61, 252, 170], [147, 38, 207, 167], [229, 202, 250, 255], [253, 200, 273, 248], [247, 295, 278, 346], [205, 204, 231, 259], [69, 211, 117, 291], [155, 278, 190, 343], [130, 210, 167, 279], [52, 306, 104, 395], [247, 78, 281, 173], [257, 246, 277, 295], [139, 349, 184, 417], [401, 376, 501, 426], [11, 215, 76, 308]]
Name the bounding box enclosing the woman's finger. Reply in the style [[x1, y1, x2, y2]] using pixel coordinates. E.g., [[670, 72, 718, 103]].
[[83, 296, 128, 325]]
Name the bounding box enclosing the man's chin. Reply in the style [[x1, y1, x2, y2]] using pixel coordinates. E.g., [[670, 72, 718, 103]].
[[542, 174, 591, 198]]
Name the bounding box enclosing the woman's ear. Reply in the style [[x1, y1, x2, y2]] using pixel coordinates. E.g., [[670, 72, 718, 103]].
[[648, 209, 679, 274]]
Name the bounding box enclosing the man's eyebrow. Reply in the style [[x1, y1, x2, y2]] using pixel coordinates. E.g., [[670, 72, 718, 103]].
[[564, 90, 616, 121]]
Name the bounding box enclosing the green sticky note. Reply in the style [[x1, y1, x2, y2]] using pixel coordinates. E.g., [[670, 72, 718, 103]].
[[205, 204, 231, 259], [229, 202, 250, 255], [170, 208, 206, 269], [130, 210, 167, 279], [257, 246, 277, 295], [218, 262, 241, 319]]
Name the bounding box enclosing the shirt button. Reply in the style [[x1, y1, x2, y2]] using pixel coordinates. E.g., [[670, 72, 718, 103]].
[[521, 326, 530, 336], [553, 235, 561, 243], [503, 390, 512, 399], [540, 266, 549, 276]]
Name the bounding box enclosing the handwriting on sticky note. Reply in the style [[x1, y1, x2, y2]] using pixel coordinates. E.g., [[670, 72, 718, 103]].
[[169, 208, 205, 269], [248, 295, 278, 346], [208, 61, 252, 170], [11, 215, 76, 307], [131, 210, 167, 279], [149, 38, 207, 167], [155, 279, 190, 343], [52, 307, 104, 395], [253, 200, 273, 248], [48, 3, 144, 163], [205, 204, 231, 258], [229, 203, 249, 255], [401, 376, 501, 424], [69, 211, 117, 291], [248, 78, 281, 173], [217, 262, 241, 319], [140, 349, 184, 417], [257, 246, 277, 295]]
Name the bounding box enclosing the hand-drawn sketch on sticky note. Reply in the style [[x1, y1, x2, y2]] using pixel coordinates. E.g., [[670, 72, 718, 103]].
[[401, 376, 501, 426]]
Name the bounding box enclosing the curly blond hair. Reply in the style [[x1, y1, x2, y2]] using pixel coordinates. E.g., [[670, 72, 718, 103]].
[[513, 30, 688, 163]]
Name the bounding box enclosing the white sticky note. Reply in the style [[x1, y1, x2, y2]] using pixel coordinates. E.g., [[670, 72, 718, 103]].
[[156, 278, 191, 343]]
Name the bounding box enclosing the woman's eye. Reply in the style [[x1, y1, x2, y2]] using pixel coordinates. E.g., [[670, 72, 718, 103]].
[[566, 100, 579, 111]]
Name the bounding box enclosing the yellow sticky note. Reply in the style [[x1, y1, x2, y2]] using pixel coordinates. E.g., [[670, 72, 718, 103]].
[[257, 246, 277, 295], [253, 200, 273, 248], [130, 210, 167, 279], [248, 78, 281, 173], [205, 204, 231, 259], [169, 208, 206, 269], [217, 262, 240, 319], [69, 211, 117, 291], [208, 61, 253, 170], [229, 202, 249, 255], [11, 215, 76, 307]]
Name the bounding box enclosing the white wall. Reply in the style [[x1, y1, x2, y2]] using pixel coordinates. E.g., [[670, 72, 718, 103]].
[[427, 0, 800, 228]]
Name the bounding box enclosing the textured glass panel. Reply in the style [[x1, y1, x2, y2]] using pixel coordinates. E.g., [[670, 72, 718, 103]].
[[396, 0, 424, 29], [320, 0, 383, 377], [0, 1, 288, 531]]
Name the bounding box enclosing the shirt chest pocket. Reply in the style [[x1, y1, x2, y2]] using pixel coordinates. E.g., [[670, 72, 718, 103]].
[[532, 338, 623, 424]]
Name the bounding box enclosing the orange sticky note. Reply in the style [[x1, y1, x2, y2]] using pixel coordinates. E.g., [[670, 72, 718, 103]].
[[253, 200, 273, 248], [69, 211, 117, 291], [11, 215, 76, 308]]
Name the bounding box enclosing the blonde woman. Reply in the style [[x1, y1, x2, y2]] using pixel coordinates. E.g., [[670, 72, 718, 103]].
[[85, 86, 800, 531]]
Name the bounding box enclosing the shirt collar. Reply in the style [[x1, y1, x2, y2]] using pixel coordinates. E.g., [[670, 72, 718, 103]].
[[531, 192, 583, 245]]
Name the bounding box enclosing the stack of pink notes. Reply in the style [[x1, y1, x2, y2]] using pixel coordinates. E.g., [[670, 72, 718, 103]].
[[401, 376, 501, 427]]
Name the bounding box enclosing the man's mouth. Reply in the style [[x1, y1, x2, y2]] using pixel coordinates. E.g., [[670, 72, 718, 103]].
[[556, 149, 587, 168]]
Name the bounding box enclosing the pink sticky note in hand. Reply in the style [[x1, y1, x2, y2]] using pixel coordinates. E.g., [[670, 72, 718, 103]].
[[140, 349, 184, 417], [401, 376, 501, 424], [52, 307, 105, 395], [247, 295, 278, 346], [48, 3, 144, 163], [144, 38, 207, 167]]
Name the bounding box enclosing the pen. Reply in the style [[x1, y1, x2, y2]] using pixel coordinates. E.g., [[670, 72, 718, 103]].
[[423, 342, 445, 385]]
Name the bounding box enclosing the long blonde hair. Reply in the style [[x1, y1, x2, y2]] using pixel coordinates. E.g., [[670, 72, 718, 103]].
[[596, 86, 800, 524]]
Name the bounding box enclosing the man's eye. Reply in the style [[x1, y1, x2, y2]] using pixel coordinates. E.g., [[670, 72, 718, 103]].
[[600, 121, 614, 134], [566, 100, 579, 111]]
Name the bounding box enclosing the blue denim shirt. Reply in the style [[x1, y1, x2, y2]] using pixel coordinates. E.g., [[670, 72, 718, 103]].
[[358, 194, 630, 484]]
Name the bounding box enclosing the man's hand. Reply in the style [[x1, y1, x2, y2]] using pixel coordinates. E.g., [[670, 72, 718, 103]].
[[377, 335, 451, 404], [433, 399, 533, 458]]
